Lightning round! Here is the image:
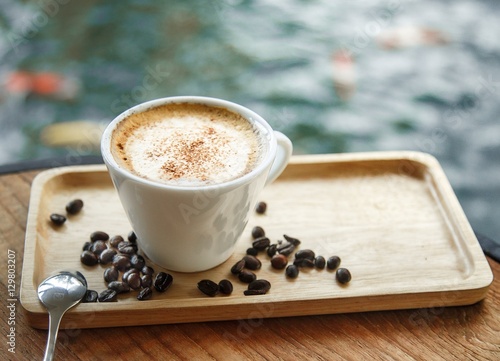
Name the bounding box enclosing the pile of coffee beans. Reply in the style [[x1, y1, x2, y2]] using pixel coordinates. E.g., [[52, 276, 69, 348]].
[[79, 229, 173, 302], [49, 198, 84, 226]]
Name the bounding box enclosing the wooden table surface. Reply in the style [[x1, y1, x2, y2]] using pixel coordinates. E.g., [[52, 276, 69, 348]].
[[1, 169, 499, 361]]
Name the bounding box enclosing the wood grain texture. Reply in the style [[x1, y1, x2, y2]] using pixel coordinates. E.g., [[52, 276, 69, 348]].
[[1, 153, 499, 360]]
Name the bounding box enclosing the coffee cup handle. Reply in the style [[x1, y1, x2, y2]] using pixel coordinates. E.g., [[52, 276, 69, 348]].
[[265, 131, 293, 185]]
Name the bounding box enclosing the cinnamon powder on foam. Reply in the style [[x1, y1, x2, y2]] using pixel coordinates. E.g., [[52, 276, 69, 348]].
[[112, 103, 263, 186]]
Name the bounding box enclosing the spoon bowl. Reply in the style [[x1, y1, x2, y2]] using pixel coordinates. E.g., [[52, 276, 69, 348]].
[[37, 271, 87, 361]]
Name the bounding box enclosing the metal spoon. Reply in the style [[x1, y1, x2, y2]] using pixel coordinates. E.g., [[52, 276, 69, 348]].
[[37, 271, 87, 361]]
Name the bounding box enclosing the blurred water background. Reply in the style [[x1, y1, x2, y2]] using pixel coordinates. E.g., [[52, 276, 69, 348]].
[[0, 0, 499, 239]]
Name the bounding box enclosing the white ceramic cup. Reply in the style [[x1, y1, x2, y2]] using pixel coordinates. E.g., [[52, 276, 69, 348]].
[[101, 96, 292, 272]]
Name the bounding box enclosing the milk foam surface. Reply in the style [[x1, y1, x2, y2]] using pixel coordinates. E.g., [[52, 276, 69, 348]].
[[112, 103, 265, 186]]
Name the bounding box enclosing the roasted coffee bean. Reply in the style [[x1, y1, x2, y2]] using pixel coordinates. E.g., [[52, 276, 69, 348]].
[[255, 201, 267, 214], [267, 244, 278, 257], [238, 270, 257, 283], [154, 272, 173, 292], [108, 281, 130, 294], [113, 255, 131, 272], [122, 268, 139, 282], [244, 289, 267, 296], [65, 199, 84, 215], [118, 241, 138, 255], [294, 249, 315, 261], [314, 256, 326, 269], [230, 259, 246, 275], [252, 237, 270, 251], [327, 256, 341, 270], [197, 279, 219, 297], [82, 290, 98, 303], [336, 268, 351, 284], [293, 258, 315, 268], [251, 226, 265, 239], [246, 247, 258, 256], [277, 242, 295, 256], [127, 230, 137, 243], [283, 234, 301, 246], [50, 213, 66, 226], [243, 255, 261, 270], [141, 274, 153, 288], [218, 279, 233, 295], [82, 241, 92, 251], [90, 231, 109, 242], [137, 287, 153, 301], [271, 254, 288, 269], [91, 240, 107, 255], [285, 264, 299, 278], [126, 272, 142, 290], [80, 250, 98, 266], [98, 289, 117, 302], [103, 266, 119, 283], [130, 254, 146, 270], [99, 248, 117, 264], [248, 279, 271, 293], [109, 235, 124, 248], [141, 265, 154, 276]]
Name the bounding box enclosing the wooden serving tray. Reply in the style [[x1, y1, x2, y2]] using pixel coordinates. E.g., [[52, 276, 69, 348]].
[[20, 152, 493, 329]]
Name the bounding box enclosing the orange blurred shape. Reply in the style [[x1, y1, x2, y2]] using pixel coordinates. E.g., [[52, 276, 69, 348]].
[[5, 71, 33, 93], [32, 72, 65, 95]]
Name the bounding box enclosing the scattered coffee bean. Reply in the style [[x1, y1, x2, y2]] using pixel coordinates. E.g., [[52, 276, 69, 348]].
[[294, 249, 315, 261], [141, 265, 155, 276], [251, 226, 265, 239], [137, 287, 153, 301], [242, 255, 261, 270], [65, 199, 84, 215], [285, 264, 299, 278], [108, 281, 130, 294], [336, 268, 352, 284], [283, 234, 301, 247], [118, 241, 138, 255], [112, 255, 131, 272], [246, 247, 258, 256], [238, 270, 257, 283], [91, 240, 107, 255], [252, 237, 270, 251], [293, 258, 315, 268], [103, 266, 119, 283], [197, 279, 219, 297], [141, 274, 153, 288], [82, 290, 98, 303], [244, 289, 267, 296], [126, 272, 142, 290], [267, 244, 278, 257], [277, 242, 295, 256], [230, 259, 246, 275], [82, 241, 92, 251], [90, 231, 109, 242], [327, 256, 341, 270], [127, 230, 137, 243], [99, 248, 117, 264], [154, 272, 173, 292], [80, 250, 98, 266], [314, 256, 326, 269], [98, 289, 117, 302], [50, 213, 66, 226], [255, 201, 267, 214], [108, 235, 123, 248], [248, 279, 271, 293], [271, 254, 288, 269], [218, 279, 233, 295], [130, 254, 146, 270], [122, 268, 139, 282]]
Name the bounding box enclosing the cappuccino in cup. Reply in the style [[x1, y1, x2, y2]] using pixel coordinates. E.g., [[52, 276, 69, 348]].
[[111, 103, 266, 186]]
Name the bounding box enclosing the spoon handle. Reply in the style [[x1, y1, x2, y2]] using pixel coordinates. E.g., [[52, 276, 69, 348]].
[[43, 309, 65, 361]]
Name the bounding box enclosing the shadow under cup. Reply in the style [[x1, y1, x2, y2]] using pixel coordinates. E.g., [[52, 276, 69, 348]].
[[101, 96, 290, 272]]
